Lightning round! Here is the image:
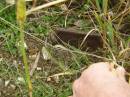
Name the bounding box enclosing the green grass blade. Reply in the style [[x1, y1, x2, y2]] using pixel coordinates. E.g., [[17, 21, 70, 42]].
[[103, 0, 108, 14], [16, 0, 32, 97], [95, 0, 102, 12]]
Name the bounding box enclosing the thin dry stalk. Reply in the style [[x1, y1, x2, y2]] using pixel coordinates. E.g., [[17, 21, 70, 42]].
[[27, 0, 68, 15], [80, 28, 98, 48]]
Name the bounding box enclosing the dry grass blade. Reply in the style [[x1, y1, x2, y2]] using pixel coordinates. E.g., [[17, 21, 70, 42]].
[[118, 48, 130, 58], [80, 28, 98, 49], [48, 72, 73, 78], [30, 52, 40, 76], [112, 7, 130, 21], [27, 0, 68, 15]]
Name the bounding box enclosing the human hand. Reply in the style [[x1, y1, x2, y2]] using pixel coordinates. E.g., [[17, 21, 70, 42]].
[[70, 62, 130, 97]]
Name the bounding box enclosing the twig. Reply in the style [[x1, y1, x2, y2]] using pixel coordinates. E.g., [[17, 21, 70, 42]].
[[27, 0, 68, 15]]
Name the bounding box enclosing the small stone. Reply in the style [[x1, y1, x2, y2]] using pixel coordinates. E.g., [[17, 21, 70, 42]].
[[47, 77, 51, 82], [29, 54, 37, 60], [16, 77, 25, 84], [42, 46, 51, 60], [36, 67, 42, 71], [5, 80, 10, 87], [74, 20, 83, 28], [10, 84, 16, 90], [13, 60, 18, 68], [0, 58, 3, 62], [54, 76, 60, 83]]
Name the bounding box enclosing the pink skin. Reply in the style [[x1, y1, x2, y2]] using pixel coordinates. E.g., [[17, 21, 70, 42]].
[[69, 62, 130, 97]]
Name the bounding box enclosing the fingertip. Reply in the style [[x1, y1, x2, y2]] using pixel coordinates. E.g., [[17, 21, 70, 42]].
[[116, 66, 126, 81]]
